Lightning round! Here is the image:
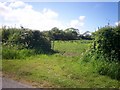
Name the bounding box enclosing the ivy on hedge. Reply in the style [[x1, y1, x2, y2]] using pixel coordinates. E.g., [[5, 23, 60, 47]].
[[93, 26, 120, 61]]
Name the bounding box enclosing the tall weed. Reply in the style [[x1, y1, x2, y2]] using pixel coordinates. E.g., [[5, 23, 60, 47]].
[[82, 51, 120, 80], [2, 46, 35, 59]]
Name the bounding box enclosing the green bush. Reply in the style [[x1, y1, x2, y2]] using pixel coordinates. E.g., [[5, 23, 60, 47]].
[[82, 52, 120, 80], [82, 26, 120, 80], [93, 26, 120, 61], [2, 46, 20, 59], [92, 54, 120, 80], [1, 27, 53, 59], [2, 46, 36, 59], [97, 61, 120, 80]]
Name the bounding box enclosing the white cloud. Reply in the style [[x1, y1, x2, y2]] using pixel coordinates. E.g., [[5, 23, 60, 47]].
[[9, 1, 26, 8], [68, 16, 85, 33], [0, 1, 63, 31], [115, 21, 120, 26], [42, 8, 58, 19], [0, 2, 11, 15], [0, 1, 86, 32], [79, 16, 85, 21], [70, 20, 79, 27], [70, 20, 84, 28]]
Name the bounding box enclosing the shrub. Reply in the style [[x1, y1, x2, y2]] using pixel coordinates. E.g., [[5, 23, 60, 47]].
[[2, 27, 52, 56], [82, 26, 120, 80], [97, 61, 120, 80], [2, 46, 20, 59], [82, 51, 120, 80], [93, 26, 120, 61], [1, 27, 53, 59], [2, 45, 36, 59]]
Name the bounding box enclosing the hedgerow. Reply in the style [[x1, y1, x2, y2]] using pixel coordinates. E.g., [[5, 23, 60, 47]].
[[83, 26, 120, 80], [2, 27, 52, 59]]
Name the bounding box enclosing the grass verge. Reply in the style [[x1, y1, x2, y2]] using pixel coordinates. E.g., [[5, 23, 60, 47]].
[[2, 40, 120, 88]]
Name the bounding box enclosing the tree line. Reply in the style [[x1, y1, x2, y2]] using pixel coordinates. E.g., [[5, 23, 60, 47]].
[[2, 25, 120, 62], [42, 27, 92, 41], [1, 26, 92, 52]]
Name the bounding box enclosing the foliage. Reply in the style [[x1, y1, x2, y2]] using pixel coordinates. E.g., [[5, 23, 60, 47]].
[[80, 31, 92, 40], [93, 26, 120, 61], [2, 27, 51, 51], [82, 51, 120, 80], [2, 45, 35, 59], [95, 59, 120, 80], [3, 40, 119, 88], [82, 26, 120, 80], [42, 27, 80, 41], [1, 27, 53, 59]]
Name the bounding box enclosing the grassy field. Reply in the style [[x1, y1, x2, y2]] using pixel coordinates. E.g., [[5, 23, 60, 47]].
[[2, 40, 120, 88]]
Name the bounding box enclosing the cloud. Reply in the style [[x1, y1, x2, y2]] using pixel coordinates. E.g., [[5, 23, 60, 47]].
[[115, 21, 120, 26], [9, 1, 26, 8], [69, 20, 84, 28], [0, 1, 86, 32], [0, 1, 63, 30], [42, 8, 58, 19], [68, 16, 85, 33], [79, 16, 85, 21]]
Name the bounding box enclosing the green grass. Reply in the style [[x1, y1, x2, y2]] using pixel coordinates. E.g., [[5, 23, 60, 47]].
[[54, 40, 91, 53], [2, 40, 120, 88], [2, 47, 35, 59]]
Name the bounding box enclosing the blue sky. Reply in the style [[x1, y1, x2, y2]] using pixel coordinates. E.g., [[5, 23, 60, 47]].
[[29, 2, 118, 32], [0, 1, 118, 33]]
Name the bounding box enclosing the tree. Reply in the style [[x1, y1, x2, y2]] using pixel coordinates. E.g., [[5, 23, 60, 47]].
[[42, 27, 80, 41], [80, 31, 92, 40], [64, 28, 79, 40]]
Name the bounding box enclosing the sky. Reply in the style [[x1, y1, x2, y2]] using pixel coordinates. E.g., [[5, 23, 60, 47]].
[[0, 1, 119, 33]]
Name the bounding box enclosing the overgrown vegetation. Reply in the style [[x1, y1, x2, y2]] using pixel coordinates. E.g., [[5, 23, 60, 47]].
[[2, 41, 120, 88], [2, 27, 53, 59], [1, 26, 92, 59], [2, 25, 120, 87], [83, 26, 120, 80], [93, 26, 120, 61]]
